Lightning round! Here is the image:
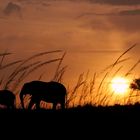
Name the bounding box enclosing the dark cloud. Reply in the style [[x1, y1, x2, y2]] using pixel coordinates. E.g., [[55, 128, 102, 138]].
[[76, 9, 140, 19], [108, 14, 140, 32], [89, 0, 140, 5], [119, 9, 140, 15], [3, 2, 22, 18], [77, 11, 140, 33]]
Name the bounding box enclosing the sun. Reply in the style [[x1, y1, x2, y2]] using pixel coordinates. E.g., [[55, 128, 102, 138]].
[[111, 77, 129, 95]]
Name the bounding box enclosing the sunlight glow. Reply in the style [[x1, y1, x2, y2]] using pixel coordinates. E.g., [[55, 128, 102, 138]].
[[111, 77, 129, 95]]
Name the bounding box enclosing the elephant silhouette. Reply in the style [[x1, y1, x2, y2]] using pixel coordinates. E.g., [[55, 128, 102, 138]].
[[20, 81, 67, 110], [0, 90, 15, 109]]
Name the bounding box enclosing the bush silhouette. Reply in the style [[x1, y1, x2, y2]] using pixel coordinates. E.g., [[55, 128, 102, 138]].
[[130, 78, 140, 90]]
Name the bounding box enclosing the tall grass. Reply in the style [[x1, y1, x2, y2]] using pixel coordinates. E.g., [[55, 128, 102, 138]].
[[66, 44, 140, 107], [0, 50, 65, 108], [0, 44, 139, 109]]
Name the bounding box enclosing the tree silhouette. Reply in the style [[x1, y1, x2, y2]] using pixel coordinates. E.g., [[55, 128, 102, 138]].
[[130, 78, 140, 90]]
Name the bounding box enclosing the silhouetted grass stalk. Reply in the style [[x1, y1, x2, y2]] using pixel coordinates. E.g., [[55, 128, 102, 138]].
[[0, 44, 140, 108]]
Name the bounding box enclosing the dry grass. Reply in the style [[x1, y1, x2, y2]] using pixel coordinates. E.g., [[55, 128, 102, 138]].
[[66, 44, 140, 107], [0, 44, 140, 109]]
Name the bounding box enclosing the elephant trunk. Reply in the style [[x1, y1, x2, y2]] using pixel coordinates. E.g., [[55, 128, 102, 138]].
[[20, 85, 26, 109]]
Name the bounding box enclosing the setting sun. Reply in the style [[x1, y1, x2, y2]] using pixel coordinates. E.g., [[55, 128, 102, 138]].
[[111, 77, 129, 95]]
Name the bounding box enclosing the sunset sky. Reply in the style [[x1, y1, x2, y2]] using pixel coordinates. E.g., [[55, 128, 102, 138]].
[[0, 0, 140, 86]]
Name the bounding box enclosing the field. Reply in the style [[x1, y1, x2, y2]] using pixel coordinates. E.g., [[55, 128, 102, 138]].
[[0, 44, 140, 112]]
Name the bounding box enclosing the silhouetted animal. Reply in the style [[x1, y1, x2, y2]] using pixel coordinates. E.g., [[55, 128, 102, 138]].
[[20, 81, 67, 110], [0, 90, 15, 109]]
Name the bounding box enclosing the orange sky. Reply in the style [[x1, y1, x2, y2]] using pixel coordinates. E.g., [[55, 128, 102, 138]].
[[0, 0, 140, 86]]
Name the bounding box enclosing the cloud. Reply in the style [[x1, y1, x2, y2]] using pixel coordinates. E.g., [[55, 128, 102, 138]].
[[119, 9, 140, 15], [88, 0, 140, 5], [107, 11, 140, 32], [76, 9, 140, 19], [0, 0, 139, 81], [3, 2, 22, 18]]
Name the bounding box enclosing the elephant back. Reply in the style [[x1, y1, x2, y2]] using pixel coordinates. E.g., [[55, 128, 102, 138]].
[[0, 90, 15, 100], [0, 90, 15, 108], [28, 81, 66, 96], [45, 81, 66, 95]]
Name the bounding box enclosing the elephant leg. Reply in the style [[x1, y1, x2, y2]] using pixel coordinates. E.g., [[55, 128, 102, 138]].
[[61, 102, 65, 109], [6, 102, 13, 109], [60, 98, 65, 109], [11, 105, 15, 109], [11, 101, 15, 109], [35, 100, 41, 110], [52, 103, 57, 110], [7, 105, 11, 109], [9, 104, 14, 109], [28, 98, 35, 110]]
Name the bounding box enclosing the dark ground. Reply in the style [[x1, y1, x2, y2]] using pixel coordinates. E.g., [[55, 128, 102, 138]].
[[1, 103, 140, 120], [1, 104, 140, 137]]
